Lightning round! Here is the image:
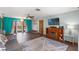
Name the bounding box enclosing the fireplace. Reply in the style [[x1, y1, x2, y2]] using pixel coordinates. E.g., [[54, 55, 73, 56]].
[[46, 27, 64, 41], [50, 32, 56, 39]]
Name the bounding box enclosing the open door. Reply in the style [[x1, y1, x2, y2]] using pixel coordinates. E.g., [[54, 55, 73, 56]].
[[39, 20, 44, 34]]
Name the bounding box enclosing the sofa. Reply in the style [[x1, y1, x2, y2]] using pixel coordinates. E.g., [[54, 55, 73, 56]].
[[0, 33, 8, 51]]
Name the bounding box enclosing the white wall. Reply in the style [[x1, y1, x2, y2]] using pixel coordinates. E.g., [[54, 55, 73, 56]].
[[78, 35, 79, 51], [32, 10, 79, 43], [43, 10, 79, 43], [32, 20, 39, 32], [44, 10, 79, 26]]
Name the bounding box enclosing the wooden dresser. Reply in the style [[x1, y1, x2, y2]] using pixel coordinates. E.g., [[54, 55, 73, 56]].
[[46, 27, 64, 42]]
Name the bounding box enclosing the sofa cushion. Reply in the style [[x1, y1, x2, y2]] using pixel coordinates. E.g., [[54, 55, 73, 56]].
[[0, 34, 8, 45]]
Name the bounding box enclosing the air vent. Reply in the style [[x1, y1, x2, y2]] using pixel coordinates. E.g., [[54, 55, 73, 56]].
[[77, 7, 79, 8], [35, 8, 40, 11]]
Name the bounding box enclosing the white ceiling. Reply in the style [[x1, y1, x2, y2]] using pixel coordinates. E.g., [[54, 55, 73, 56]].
[[0, 7, 78, 17]]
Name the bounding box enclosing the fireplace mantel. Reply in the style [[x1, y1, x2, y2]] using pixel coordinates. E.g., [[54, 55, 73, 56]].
[[46, 27, 64, 42]]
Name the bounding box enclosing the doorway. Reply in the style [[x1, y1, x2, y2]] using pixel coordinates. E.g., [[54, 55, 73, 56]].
[[39, 20, 44, 34], [12, 20, 27, 33]]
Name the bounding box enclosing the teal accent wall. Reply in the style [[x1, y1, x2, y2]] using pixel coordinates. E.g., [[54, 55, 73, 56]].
[[3, 17, 32, 33], [13, 17, 20, 21], [3, 17, 20, 33], [4, 17, 13, 33], [0, 18, 2, 30], [24, 19, 32, 32]]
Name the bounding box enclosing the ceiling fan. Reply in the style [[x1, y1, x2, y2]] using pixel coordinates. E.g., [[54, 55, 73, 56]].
[[26, 14, 38, 24], [26, 8, 40, 19], [26, 14, 34, 19]]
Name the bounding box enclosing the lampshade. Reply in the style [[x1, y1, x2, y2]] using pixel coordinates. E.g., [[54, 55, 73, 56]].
[[67, 24, 74, 29]]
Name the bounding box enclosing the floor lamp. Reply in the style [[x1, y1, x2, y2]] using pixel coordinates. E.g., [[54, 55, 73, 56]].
[[67, 24, 74, 45], [67, 24, 74, 35]]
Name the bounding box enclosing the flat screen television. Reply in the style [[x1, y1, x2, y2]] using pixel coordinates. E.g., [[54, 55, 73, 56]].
[[48, 18, 59, 25]]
